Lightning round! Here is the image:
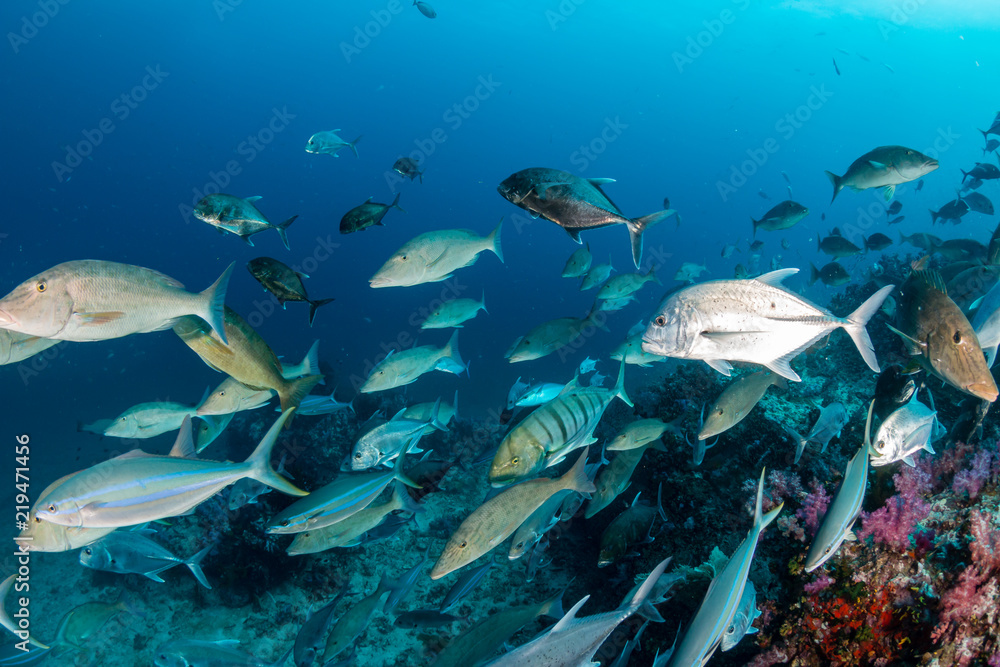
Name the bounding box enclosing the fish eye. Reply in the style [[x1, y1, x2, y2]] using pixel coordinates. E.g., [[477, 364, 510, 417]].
[[953, 330, 962, 344], [219, 391, 226, 396], [654, 315, 666, 326], [84, 548, 91, 555], [824, 547, 831, 554], [727, 625, 735, 633], [46, 504, 55, 512], [459, 541, 467, 549], [512, 457, 519, 464], [36, 280, 46, 293], [355, 453, 362, 459], [401, 255, 407, 261]]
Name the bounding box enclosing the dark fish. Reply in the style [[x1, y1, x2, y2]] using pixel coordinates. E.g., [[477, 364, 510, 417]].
[[962, 162, 1000, 182], [340, 193, 405, 234], [887, 200, 902, 215], [865, 233, 892, 252], [394, 609, 463, 629], [414, 0, 436, 18], [294, 588, 346, 667], [826, 146, 938, 202], [916, 179, 924, 191], [194, 194, 298, 250], [392, 158, 423, 183], [888, 215, 906, 225], [932, 239, 987, 262], [663, 196, 671, 209], [809, 261, 850, 287], [246, 257, 334, 326], [891, 270, 998, 401], [821, 213, 826, 221], [946, 264, 1000, 312], [497, 167, 676, 267], [989, 220, 1000, 264], [817, 234, 862, 258], [872, 365, 916, 422], [757, 190, 770, 199], [980, 115, 1000, 141], [929, 199, 970, 225], [963, 192, 994, 215], [898, 231, 941, 252], [781, 171, 791, 184], [832, 58, 840, 75], [751, 200, 809, 237], [982, 138, 999, 155], [749, 239, 764, 252]]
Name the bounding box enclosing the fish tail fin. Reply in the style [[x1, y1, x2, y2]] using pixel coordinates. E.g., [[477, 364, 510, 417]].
[[751, 217, 758, 238], [439, 329, 468, 376], [390, 192, 406, 213], [451, 390, 459, 421], [246, 409, 308, 496], [628, 209, 675, 268], [753, 468, 784, 531], [929, 208, 940, 225], [278, 375, 324, 426], [960, 168, 970, 181], [392, 443, 421, 489], [199, 262, 234, 345], [843, 284, 895, 373], [539, 587, 566, 619], [825, 170, 842, 203], [613, 359, 633, 408], [185, 545, 213, 589], [487, 217, 504, 263], [349, 135, 362, 157], [980, 128, 989, 142], [626, 557, 671, 621], [783, 424, 808, 464], [428, 397, 449, 432], [307, 298, 335, 327], [563, 447, 596, 496], [479, 289, 488, 314], [275, 215, 298, 251], [985, 344, 998, 368], [391, 480, 426, 514], [809, 262, 820, 286], [291, 339, 321, 378]]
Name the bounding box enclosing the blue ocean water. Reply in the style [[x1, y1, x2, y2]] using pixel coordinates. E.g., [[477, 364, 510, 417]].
[[2, 1, 1000, 664]]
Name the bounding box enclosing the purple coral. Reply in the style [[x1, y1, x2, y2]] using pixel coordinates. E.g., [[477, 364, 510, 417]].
[[952, 450, 994, 501], [856, 463, 932, 551], [795, 480, 831, 537], [804, 572, 834, 594]]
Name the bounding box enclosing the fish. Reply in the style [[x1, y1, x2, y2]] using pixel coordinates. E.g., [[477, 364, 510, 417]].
[[887, 215, 906, 225], [420, 292, 487, 329], [414, 0, 436, 18], [699, 370, 786, 440], [432, 448, 595, 579], [370, 220, 503, 287], [784, 401, 849, 463], [509, 489, 576, 560], [438, 560, 493, 613], [294, 391, 355, 417], [887, 200, 903, 215], [431, 589, 564, 667], [804, 403, 873, 572], [101, 395, 204, 439], [734, 264, 749, 279], [195, 411, 234, 451], [597, 487, 665, 567], [817, 234, 862, 258], [751, 200, 809, 236], [392, 157, 423, 183], [607, 417, 677, 451], [578, 356, 597, 374], [611, 332, 668, 367], [898, 231, 942, 252], [602, 295, 638, 314], [973, 281, 1000, 367], [826, 145, 939, 202], [870, 391, 937, 467], [505, 306, 605, 363], [79, 531, 211, 588], [350, 403, 447, 470], [749, 240, 764, 253], [945, 264, 1000, 311], [286, 483, 424, 555], [832, 57, 840, 75], [483, 558, 669, 666], [154, 639, 290, 667], [873, 365, 917, 421], [721, 241, 741, 259], [194, 194, 298, 250], [674, 262, 709, 283], [809, 261, 851, 287], [489, 364, 630, 486], [323, 580, 389, 662], [561, 244, 593, 278], [589, 371, 607, 387], [929, 198, 970, 225], [720, 581, 762, 651], [403, 391, 459, 425], [933, 239, 988, 262], [305, 129, 361, 157], [580, 259, 614, 291], [688, 408, 718, 466], [596, 269, 659, 300], [669, 470, 782, 665], [267, 446, 419, 534], [0, 331, 60, 366], [890, 270, 998, 401], [864, 233, 893, 252], [51, 596, 132, 655], [0, 575, 48, 649], [984, 138, 1000, 154], [394, 610, 463, 629], [246, 257, 334, 326], [173, 307, 322, 420], [37, 413, 305, 528], [293, 588, 346, 667], [340, 193, 405, 234], [383, 548, 431, 613], [643, 268, 893, 381], [961, 162, 1000, 182], [506, 376, 530, 410], [585, 440, 662, 519], [359, 330, 466, 392], [497, 167, 677, 267], [757, 190, 770, 199], [0, 260, 232, 344], [962, 191, 994, 215], [916, 179, 924, 191]]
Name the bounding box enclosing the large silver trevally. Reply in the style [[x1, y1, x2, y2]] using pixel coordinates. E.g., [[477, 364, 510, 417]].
[[194, 194, 298, 250], [0, 260, 232, 344], [825, 145, 938, 202], [804, 402, 873, 572], [869, 391, 937, 467], [369, 220, 503, 288], [642, 269, 894, 381], [0, 330, 60, 365], [79, 531, 211, 589], [350, 401, 447, 470], [305, 129, 361, 157], [35, 414, 305, 528], [497, 167, 677, 268], [359, 330, 466, 393]]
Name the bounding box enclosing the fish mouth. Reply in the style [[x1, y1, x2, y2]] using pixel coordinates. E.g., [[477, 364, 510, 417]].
[[924, 159, 940, 170], [966, 382, 999, 402], [368, 277, 390, 288], [0, 308, 16, 327]]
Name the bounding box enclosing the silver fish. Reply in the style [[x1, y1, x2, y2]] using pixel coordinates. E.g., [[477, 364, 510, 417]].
[[305, 130, 361, 157], [79, 531, 211, 589], [870, 391, 937, 467]]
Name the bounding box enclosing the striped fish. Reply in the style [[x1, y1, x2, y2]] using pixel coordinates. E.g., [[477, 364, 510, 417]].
[[489, 361, 632, 487], [36, 414, 304, 529]]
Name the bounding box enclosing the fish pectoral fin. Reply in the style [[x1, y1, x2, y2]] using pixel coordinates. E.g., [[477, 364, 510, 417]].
[[867, 160, 887, 170], [566, 229, 583, 244], [844, 529, 857, 542], [903, 456, 916, 467], [75, 311, 125, 325], [703, 358, 733, 376], [426, 250, 451, 269], [763, 355, 802, 382], [886, 324, 926, 354], [142, 573, 167, 583], [533, 182, 569, 201], [883, 185, 896, 200], [245, 196, 263, 202]]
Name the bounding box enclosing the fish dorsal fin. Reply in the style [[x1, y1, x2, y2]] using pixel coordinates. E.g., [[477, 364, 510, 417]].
[[169, 416, 197, 459], [755, 268, 799, 286], [390, 407, 408, 421], [551, 596, 590, 633], [245, 196, 263, 202], [914, 269, 947, 294], [588, 178, 616, 186]]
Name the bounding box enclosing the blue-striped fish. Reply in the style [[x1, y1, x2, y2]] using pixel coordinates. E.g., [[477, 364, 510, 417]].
[[489, 362, 631, 487], [36, 414, 304, 529]]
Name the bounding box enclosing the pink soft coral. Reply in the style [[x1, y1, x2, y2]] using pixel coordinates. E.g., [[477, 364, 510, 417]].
[[952, 450, 994, 500], [795, 480, 831, 537], [856, 463, 932, 550]]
